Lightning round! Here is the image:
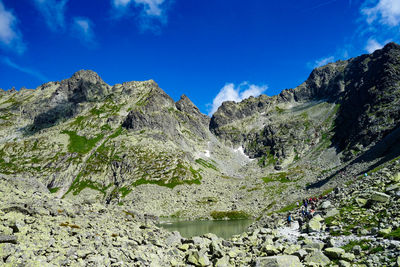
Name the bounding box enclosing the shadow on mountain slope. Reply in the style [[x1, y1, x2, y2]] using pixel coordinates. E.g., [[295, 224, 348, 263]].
[[23, 103, 77, 135], [307, 124, 400, 190]]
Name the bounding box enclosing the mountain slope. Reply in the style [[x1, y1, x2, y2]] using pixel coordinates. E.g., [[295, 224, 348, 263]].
[[0, 43, 400, 219]]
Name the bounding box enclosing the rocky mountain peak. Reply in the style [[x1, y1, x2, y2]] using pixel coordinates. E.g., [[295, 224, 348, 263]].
[[176, 94, 198, 112], [380, 41, 400, 53], [69, 69, 105, 84], [59, 70, 110, 102], [175, 94, 210, 128]]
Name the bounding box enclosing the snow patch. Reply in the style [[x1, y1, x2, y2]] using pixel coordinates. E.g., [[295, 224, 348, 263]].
[[204, 150, 210, 157], [233, 146, 254, 161]]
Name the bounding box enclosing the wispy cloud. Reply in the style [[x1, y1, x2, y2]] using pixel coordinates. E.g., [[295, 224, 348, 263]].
[[361, 0, 400, 26], [134, 0, 165, 16], [113, 0, 165, 16], [359, 0, 399, 55], [208, 82, 267, 116], [72, 17, 96, 47], [312, 56, 335, 68], [1, 56, 48, 83], [111, 0, 170, 32], [33, 0, 68, 31], [0, 1, 25, 54], [365, 38, 385, 53]]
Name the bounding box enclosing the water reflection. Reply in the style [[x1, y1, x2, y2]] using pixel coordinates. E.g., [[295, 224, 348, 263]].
[[158, 219, 253, 239]]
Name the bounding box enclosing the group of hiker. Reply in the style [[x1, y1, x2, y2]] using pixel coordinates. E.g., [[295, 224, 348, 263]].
[[287, 195, 325, 228]]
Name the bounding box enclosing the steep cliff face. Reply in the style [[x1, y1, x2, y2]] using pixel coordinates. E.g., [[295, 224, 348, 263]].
[[210, 42, 400, 167], [333, 43, 400, 154]]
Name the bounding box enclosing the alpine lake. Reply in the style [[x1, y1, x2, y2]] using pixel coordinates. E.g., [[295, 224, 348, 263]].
[[157, 218, 254, 239]]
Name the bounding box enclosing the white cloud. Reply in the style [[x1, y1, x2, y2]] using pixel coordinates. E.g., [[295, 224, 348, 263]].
[[1, 56, 48, 82], [114, 0, 131, 8], [135, 0, 164, 16], [362, 0, 400, 26], [33, 0, 68, 31], [365, 38, 385, 52], [313, 56, 335, 68], [72, 17, 96, 46], [111, 0, 169, 32], [113, 0, 165, 16], [208, 82, 267, 116], [0, 1, 25, 54]]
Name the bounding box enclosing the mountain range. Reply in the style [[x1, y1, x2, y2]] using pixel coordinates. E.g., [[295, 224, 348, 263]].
[[0, 42, 400, 219]]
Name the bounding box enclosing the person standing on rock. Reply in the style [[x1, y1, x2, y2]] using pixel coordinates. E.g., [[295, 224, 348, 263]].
[[287, 214, 292, 226]]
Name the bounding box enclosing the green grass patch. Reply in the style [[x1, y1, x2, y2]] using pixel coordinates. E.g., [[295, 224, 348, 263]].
[[30, 157, 41, 164], [190, 166, 203, 180], [210, 210, 250, 220], [101, 124, 112, 131], [65, 176, 112, 196], [90, 107, 106, 116], [258, 151, 278, 167], [62, 130, 104, 154], [195, 158, 218, 171], [247, 187, 260, 192], [262, 172, 292, 183], [275, 202, 298, 213], [49, 187, 60, 193], [370, 246, 384, 253], [275, 106, 284, 114], [119, 187, 132, 198], [136, 91, 151, 106], [0, 112, 12, 120], [341, 240, 371, 252], [324, 216, 336, 226], [109, 126, 124, 139], [132, 177, 201, 189], [320, 188, 334, 197], [383, 227, 400, 240], [70, 116, 87, 127]]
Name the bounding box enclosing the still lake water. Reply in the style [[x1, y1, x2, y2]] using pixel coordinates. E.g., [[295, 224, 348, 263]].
[[158, 219, 254, 239]]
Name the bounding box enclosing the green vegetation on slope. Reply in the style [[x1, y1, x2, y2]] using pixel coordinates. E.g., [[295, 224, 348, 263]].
[[258, 152, 277, 167], [383, 228, 400, 240], [65, 125, 202, 198], [274, 202, 298, 213], [210, 210, 250, 220], [65, 174, 112, 196], [262, 172, 292, 183], [61, 130, 104, 154], [131, 176, 201, 189], [195, 158, 218, 171]]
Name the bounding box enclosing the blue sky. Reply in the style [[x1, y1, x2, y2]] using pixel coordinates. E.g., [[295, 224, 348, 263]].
[[0, 0, 399, 115]]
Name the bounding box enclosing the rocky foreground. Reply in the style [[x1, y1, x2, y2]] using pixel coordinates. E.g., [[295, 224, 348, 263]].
[[1, 157, 400, 266]]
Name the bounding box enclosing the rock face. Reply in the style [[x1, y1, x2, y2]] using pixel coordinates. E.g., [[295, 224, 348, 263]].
[[210, 42, 400, 165]]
